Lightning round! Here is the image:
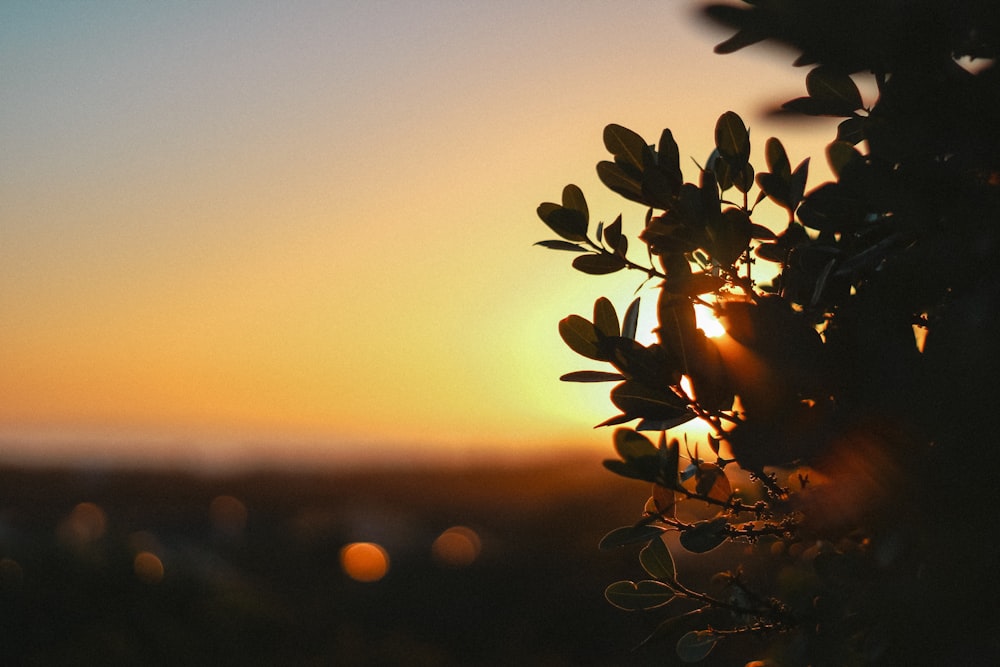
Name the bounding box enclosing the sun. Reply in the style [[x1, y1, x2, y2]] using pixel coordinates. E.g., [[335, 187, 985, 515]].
[[695, 303, 726, 338]]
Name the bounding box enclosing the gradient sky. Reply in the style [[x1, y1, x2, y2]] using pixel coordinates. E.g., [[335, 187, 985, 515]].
[[1, 1, 832, 469]]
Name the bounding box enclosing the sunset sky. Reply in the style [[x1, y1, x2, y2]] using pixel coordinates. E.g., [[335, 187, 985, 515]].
[[1, 1, 833, 469]]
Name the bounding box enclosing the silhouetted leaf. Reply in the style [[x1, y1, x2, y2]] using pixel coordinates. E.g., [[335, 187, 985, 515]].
[[604, 124, 650, 172], [595, 413, 633, 428], [597, 161, 644, 203], [605, 580, 675, 611], [731, 160, 754, 193], [534, 240, 587, 252], [757, 171, 791, 210], [593, 297, 620, 338], [789, 158, 810, 208], [827, 140, 862, 177], [562, 184, 589, 222], [614, 428, 658, 460], [622, 298, 641, 340], [598, 524, 664, 551], [658, 128, 682, 184], [679, 517, 728, 553], [755, 242, 786, 263], [783, 67, 863, 117], [805, 66, 863, 113], [611, 381, 690, 422], [637, 414, 696, 431], [558, 315, 602, 360], [676, 630, 718, 662], [692, 463, 732, 503], [603, 214, 623, 249], [572, 253, 627, 275], [651, 483, 678, 517], [715, 111, 750, 163], [559, 370, 625, 383], [639, 535, 677, 581], [797, 182, 866, 231], [538, 204, 588, 241], [765, 137, 791, 178], [837, 116, 866, 145], [603, 458, 657, 481], [706, 207, 752, 267]]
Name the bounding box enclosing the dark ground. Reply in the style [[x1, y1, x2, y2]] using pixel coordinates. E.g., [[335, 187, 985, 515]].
[[0, 457, 750, 666]]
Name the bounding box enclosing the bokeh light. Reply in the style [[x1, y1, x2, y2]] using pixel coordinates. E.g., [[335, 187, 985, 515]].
[[133, 551, 165, 584], [431, 526, 482, 568], [56, 501, 107, 547], [210, 494, 248, 537], [340, 542, 389, 582]]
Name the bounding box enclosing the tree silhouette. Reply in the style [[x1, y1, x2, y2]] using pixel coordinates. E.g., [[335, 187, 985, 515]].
[[535, 1, 1000, 663]]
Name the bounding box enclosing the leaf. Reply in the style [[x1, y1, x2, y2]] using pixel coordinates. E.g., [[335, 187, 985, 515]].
[[676, 630, 718, 663], [731, 161, 754, 194], [756, 171, 791, 211], [561, 184, 589, 223], [533, 240, 587, 252], [614, 427, 658, 460], [691, 463, 732, 503], [765, 137, 791, 178], [651, 484, 678, 517], [611, 381, 691, 422], [604, 124, 649, 172], [572, 253, 627, 275], [538, 204, 588, 242], [637, 414, 696, 431], [639, 535, 677, 581], [679, 517, 729, 553], [622, 298, 641, 340], [637, 613, 694, 649], [603, 214, 623, 250], [603, 457, 656, 481], [605, 580, 675, 611], [715, 111, 750, 163], [789, 158, 810, 208], [806, 66, 863, 114], [597, 161, 644, 204], [558, 315, 602, 360], [657, 128, 682, 183], [657, 434, 681, 488], [595, 413, 633, 428], [593, 297, 620, 338], [559, 370, 625, 383], [826, 140, 862, 177], [837, 116, 867, 145], [598, 524, 664, 551], [705, 207, 752, 267]]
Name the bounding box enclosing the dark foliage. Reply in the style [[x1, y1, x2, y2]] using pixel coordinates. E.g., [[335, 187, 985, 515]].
[[535, 1, 1000, 663]]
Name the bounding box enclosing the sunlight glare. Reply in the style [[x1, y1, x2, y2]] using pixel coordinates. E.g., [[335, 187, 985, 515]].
[[695, 304, 726, 338]]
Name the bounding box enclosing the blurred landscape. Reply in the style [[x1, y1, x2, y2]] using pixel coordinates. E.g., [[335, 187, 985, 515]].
[[0, 454, 725, 665]]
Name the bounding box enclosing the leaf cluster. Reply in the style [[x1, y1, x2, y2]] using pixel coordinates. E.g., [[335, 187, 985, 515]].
[[533, 2, 1000, 663]]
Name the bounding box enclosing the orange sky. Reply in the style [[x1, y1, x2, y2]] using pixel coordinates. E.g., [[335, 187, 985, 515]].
[[0, 2, 833, 469]]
